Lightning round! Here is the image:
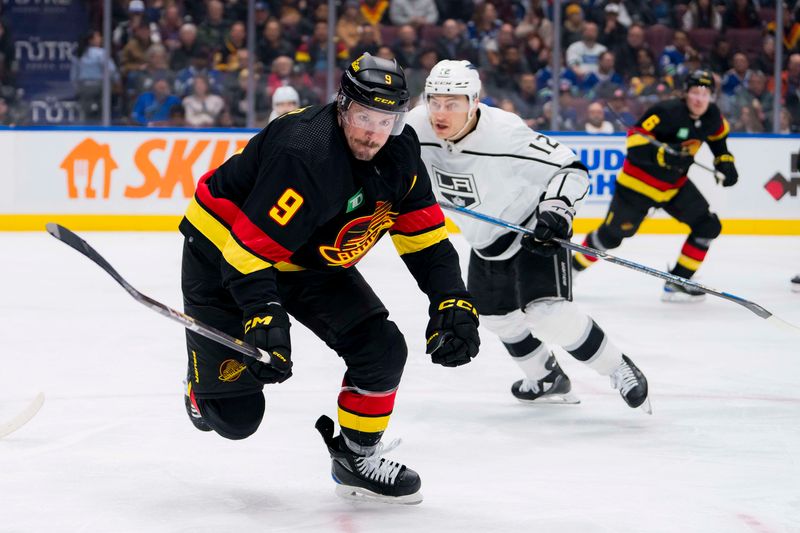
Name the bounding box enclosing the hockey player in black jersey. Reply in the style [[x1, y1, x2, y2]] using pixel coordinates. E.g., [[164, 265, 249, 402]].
[[179, 53, 480, 504], [573, 70, 739, 302]]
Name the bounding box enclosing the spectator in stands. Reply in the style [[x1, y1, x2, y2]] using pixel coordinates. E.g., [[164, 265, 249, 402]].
[[227, 68, 266, 127], [71, 30, 119, 124], [258, 18, 295, 73], [752, 35, 775, 77], [295, 21, 349, 74], [514, 5, 552, 47], [721, 52, 752, 96], [183, 75, 225, 127], [467, 2, 502, 50], [128, 43, 173, 106], [392, 24, 421, 69], [170, 24, 202, 72], [199, 0, 230, 54], [113, 0, 160, 49], [0, 97, 12, 126], [736, 104, 765, 132], [614, 23, 646, 81], [599, 3, 627, 51], [359, 0, 391, 27], [510, 72, 543, 128], [659, 30, 693, 77], [254, 3, 271, 35], [709, 37, 732, 74], [487, 45, 530, 96], [601, 0, 635, 28], [267, 55, 298, 96], [390, 0, 438, 27], [376, 45, 396, 61], [482, 23, 516, 68], [174, 48, 224, 98], [350, 23, 381, 59], [159, 4, 184, 53], [435, 0, 475, 24], [435, 19, 477, 63], [585, 101, 615, 133], [731, 70, 773, 130], [682, 0, 724, 31], [723, 0, 761, 29], [165, 103, 186, 127], [131, 77, 181, 125], [406, 47, 440, 97], [337, 2, 362, 52], [566, 22, 607, 77], [561, 4, 585, 50], [605, 87, 635, 129], [267, 85, 300, 123], [642, 0, 677, 27], [214, 21, 247, 72], [522, 33, 549, 72], [777, 107, 795, 133], [586, 50, 624, 98], [767, 4, 800, 54], [771, 53, 800, 101], [120, 21, 153, 77], [629, 48, 662, 98]]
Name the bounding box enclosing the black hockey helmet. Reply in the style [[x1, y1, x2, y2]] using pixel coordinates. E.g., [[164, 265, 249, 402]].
[[685, 69, 715, 93], [338, 54, 410, 135]]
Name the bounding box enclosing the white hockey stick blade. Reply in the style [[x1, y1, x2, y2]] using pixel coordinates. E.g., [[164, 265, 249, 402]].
[[0, 392, 45, 439]]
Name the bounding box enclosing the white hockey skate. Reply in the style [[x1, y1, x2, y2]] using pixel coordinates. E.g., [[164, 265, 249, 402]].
[[511, 355, 580, 404], [661, 280, 706, 303]]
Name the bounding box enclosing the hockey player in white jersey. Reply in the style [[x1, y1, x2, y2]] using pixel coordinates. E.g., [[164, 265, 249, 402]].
[[406, 60, 651, 412]]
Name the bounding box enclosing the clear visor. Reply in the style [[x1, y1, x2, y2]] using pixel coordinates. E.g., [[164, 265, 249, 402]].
[[426, 94, 473, 114], [686, 86, 712, 102], [340, 97, 408, 136]]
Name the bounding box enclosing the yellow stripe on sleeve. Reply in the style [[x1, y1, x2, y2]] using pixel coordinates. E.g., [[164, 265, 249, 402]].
[[390, 226, 449, 255]]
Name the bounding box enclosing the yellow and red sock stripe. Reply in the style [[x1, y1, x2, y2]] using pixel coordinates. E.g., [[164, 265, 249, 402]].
[[337, 387, 396, 435], [573, 236, 599, 268], [677, 240, 708, 272]]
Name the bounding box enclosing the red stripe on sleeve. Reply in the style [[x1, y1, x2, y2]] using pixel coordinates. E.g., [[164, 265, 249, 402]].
[[681, 242, 708, 261], [195, 169, 293, 263], [627, 126, 654, 138], [392, 204, 445, 234], [338, 389, 397, 416], [195, 170, 240, 226]]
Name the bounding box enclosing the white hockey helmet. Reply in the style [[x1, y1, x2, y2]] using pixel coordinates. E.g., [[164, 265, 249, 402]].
[[424, 60, 481, 109]]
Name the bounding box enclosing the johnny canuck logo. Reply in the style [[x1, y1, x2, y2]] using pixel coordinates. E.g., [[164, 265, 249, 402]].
[[318, 202, 395, 267], [763, 152, 800, 201], [432, 166, 480, 208]]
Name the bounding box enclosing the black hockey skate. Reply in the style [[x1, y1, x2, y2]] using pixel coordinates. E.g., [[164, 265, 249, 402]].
[[792, 275, 800, 293], [315, 415, 422, 505], [610, 355, 652, 414], [661, 280, 706, 302], [183, 382, 212, 432], [511, 355, 580, 404]]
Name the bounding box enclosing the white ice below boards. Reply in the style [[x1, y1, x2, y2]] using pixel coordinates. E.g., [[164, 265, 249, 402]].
[[0, 231, 798, 532]]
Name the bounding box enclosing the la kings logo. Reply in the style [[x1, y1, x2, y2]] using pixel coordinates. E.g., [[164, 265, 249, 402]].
[[432, 166, 480, 208]]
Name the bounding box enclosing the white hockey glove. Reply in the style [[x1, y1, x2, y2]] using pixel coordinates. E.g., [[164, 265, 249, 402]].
[[521, 198, 575, 258]]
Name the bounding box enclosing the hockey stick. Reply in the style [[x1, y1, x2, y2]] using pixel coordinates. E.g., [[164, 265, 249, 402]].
[[604, 104, 724, 184], [0, 392, 45, 439], [45, 223, 269, 363], [440, 202, 800, 334]]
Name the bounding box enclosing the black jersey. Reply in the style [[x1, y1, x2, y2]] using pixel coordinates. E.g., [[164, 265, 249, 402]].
[[180, 103, 466, 313], [618, 98, 732, 203]]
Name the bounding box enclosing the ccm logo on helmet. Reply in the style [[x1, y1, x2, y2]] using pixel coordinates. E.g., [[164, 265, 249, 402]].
[[373, 96, 396, 105]]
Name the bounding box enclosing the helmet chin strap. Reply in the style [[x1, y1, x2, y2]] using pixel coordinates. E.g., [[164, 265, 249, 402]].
[[442, 101, 479, 142]]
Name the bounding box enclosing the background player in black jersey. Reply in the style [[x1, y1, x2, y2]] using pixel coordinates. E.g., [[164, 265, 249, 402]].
[[573, 70, 739, 302], [178, 53, 480, 504]]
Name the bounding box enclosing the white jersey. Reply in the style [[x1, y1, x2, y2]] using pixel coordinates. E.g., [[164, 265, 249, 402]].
[[406, 103, 589, 261]]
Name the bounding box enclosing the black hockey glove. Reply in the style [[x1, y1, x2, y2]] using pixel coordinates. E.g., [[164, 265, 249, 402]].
[[521, 198, 575, 258], [657, 144, 693, 172], [714, 154, 738, 187], [425, 297, 480, 367], [242, 304, 292, 384]]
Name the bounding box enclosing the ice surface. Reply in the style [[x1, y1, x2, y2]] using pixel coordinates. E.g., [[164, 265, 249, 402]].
[[1, 232, 798, 533]]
